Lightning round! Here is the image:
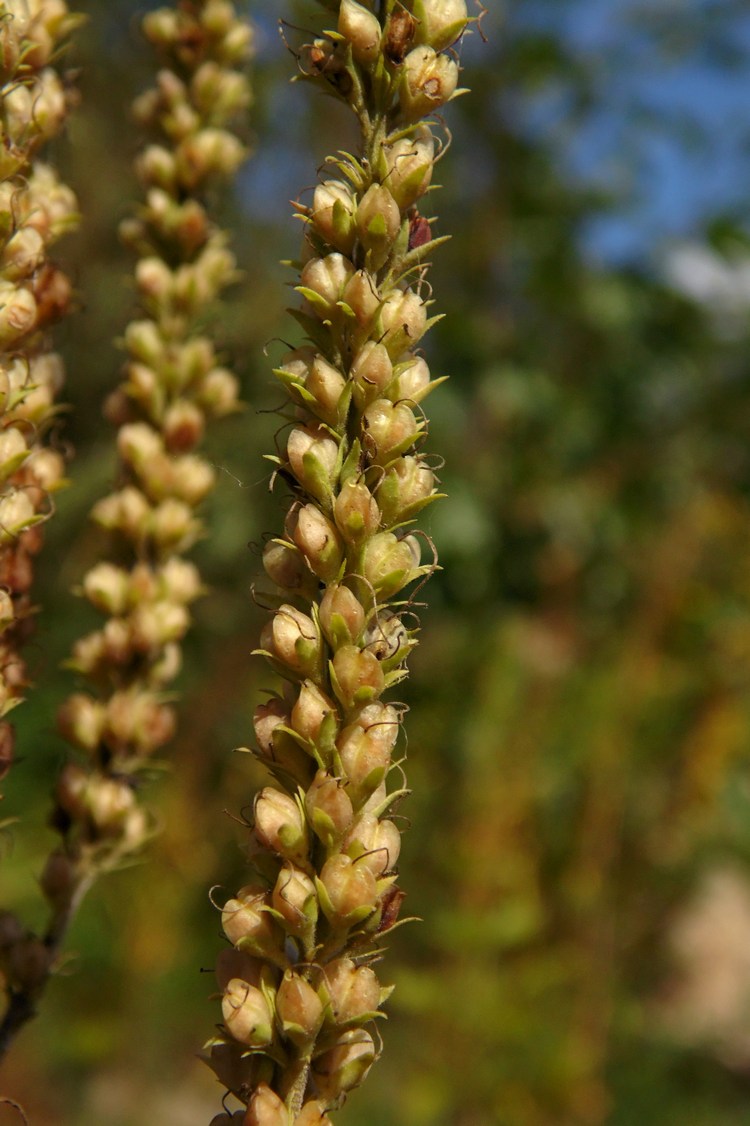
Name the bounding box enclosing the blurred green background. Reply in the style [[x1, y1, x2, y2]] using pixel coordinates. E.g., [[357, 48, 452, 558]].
[[6, 1, 750, 1123]]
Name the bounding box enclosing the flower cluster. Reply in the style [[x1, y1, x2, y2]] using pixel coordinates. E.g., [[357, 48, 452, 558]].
[[0, 0, 253, 1055], [0, 0, 81, 797], [49, 0, 252, 876], [205, 2, 468, 1121]]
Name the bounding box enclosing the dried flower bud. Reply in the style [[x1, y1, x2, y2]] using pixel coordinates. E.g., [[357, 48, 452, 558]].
[[379, 288, 428, 355], [291, 503, 344, 584], [342, 703, 400, 793], [351, 341, 394, 407], [323, 956, 381, 1024], [394, 354, 432, 402], [363, 531, 421, 597], [260, 603, 321, 678], [2, 227, 45, 281], [344, 813, 401, 876], [286, 424, 339, 502], [199, 367, 240, 415], [104, 690, 176, 755], [331, 645, 386, 711], [254, 787, 308, 863], [319, 583, 366, 649], [92, 486, 151, 541], [136, 255, 173, 302], [290, 680, 338, 744], [341, 269, 380, 327], [333, 479, 380, 546], [299, 254, 353, 319], [363, 399, 421, 465], [305, 770, 354, 846], [381, 124, 435, 209], [87, 776, 138, 836], [197, 57, 250, 111], [136, 143, 178, 191], [27, 447, 65, 492], [82, 562, 130, 617], [0, 590, 13, 630], [159, 557, 203, 603], [384, 8, 416, 62], [254, 697, 290, 756], [412, 0, 469, 51], [262, 539, 317, 597], [221, 978, 273, 1047], [272, 863, 318, 936], [319, 854, 378, 923], [56, 693, 105, 753], [0, 283, 37, 348], [163, 399, 205, 452], [312, 1028, 376, 1099], [130, 599, 190, 651], [337, 725, 392, 801], [400, 45, 460, 122], [376, 454, 435, 524], [305, 354, 347, 426], [168, 453, 216, 506], [222, 886, 277, 952], [356, 184, 401, 253], [311, 180, 357, 255], [0, 428, 28, 484], [338, 0, 381, 66], [276, 969, 324, 1044], [364, 609, 412, 668], [176, 127, 246, 188], [150, 497, 202, 552]]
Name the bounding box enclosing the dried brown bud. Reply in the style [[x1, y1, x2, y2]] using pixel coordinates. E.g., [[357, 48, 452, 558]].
[[384, 8, 416, 63]]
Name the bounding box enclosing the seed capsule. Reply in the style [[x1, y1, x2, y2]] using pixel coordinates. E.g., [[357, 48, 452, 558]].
[[221, 978, 273, 1047], [400, 45, 459, 122], [276, 969, 324, 1044], [338, 0, 381, 66], [312, 1028, 376, 1099]]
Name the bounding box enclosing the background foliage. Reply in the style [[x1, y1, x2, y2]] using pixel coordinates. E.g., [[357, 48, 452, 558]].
[[5, 1, 750, 1123]]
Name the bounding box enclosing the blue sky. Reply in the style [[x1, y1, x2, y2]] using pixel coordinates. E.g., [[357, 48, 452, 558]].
[[239, 1, 750, 268], [507, 0, 750, 262]]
